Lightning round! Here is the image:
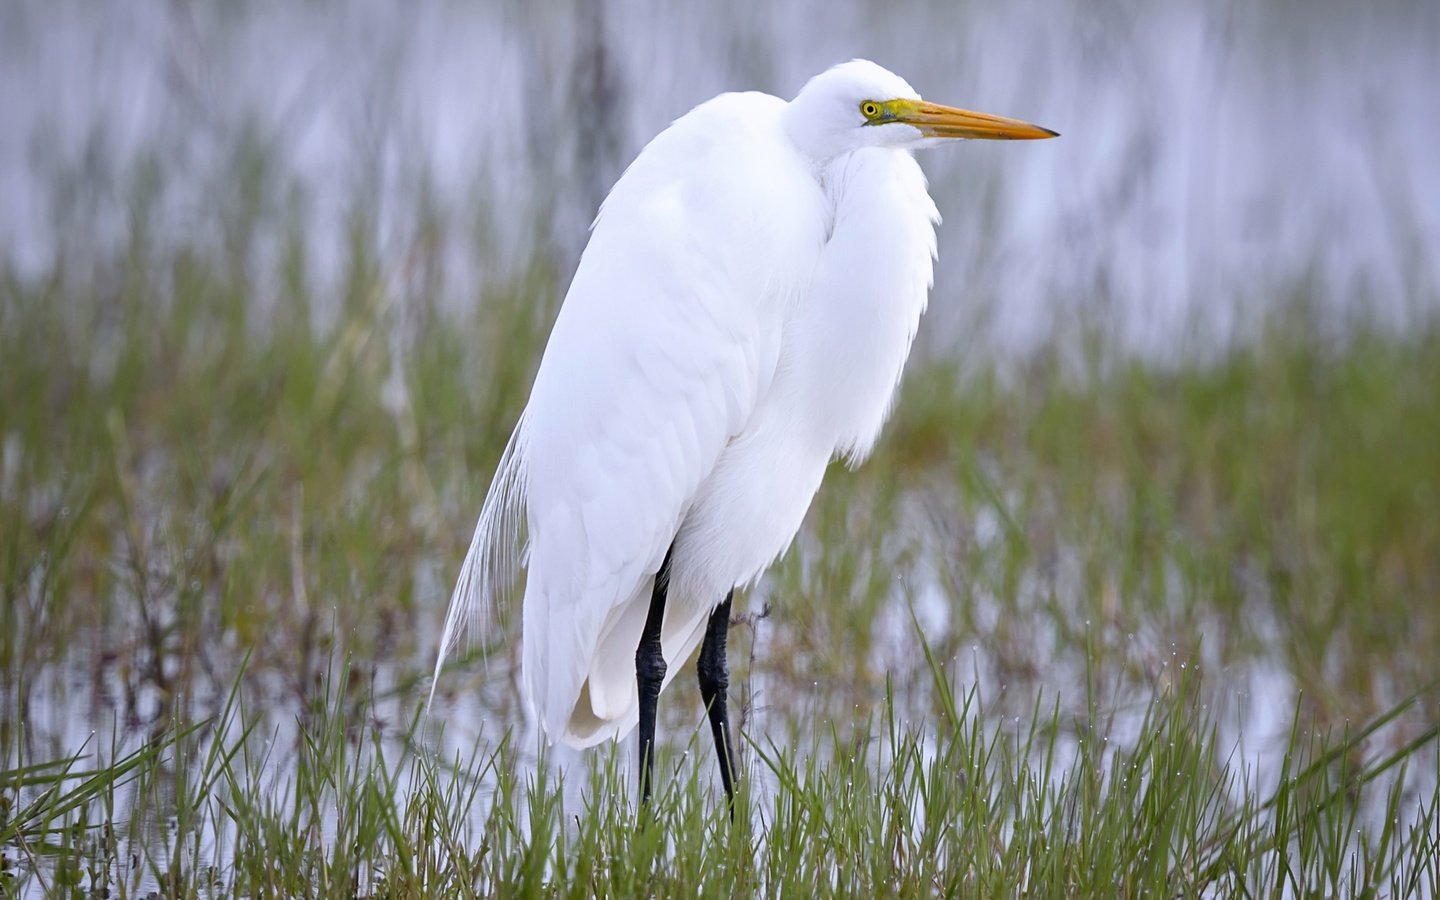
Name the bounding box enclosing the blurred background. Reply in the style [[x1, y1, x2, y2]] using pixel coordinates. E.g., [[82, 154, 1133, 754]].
[[5, 0, 1436, 353], [2, 0, 1439, 871]]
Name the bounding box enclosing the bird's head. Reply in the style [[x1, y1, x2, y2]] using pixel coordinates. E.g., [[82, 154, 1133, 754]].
[[784, 59, 1057, 162]]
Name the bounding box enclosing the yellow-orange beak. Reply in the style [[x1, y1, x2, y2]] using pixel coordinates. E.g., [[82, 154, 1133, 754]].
[[892, 99, 1058, 140]]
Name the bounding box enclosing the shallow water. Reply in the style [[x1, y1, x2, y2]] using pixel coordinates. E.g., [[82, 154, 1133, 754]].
[[3, 0, 1438, 893]]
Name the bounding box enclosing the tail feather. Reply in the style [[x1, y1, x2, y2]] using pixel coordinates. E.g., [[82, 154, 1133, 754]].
[[429, 420, 528, 710], [553, 583, 714, 748]]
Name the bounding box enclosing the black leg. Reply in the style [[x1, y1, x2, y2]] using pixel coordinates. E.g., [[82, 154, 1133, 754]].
[[697, 591, 738, 813], [635, 545, 673, 809]]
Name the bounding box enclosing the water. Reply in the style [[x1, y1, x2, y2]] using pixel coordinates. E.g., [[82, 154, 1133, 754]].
[[2, 0, 1437, 892]]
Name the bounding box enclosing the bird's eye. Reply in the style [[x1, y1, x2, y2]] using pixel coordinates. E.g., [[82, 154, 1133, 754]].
[[860, 101, 883, 121]]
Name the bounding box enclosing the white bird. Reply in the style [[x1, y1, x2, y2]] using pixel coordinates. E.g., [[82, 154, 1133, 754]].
[[433, 59, 1056, 808]]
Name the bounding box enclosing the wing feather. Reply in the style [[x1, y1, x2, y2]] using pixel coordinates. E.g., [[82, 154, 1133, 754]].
[[521, 253, 775, 738], [435, 90, 824, 744]]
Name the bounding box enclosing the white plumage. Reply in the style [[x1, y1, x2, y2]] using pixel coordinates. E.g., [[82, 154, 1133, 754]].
[[433, 60, 1055, 749]]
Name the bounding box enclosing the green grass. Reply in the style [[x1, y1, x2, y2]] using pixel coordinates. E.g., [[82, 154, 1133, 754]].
[[2, 645, 1435, 896], [2, 213, 1439, 895]]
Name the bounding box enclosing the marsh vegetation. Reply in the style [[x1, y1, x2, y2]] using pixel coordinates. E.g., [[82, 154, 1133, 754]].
[[3, 0, 1438, 895]]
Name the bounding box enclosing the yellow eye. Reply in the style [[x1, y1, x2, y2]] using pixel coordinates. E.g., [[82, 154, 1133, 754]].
[[860, 101, 883, 121]]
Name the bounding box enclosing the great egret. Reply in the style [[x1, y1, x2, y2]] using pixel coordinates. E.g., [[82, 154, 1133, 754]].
[[433, 59, 1056, 809]]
